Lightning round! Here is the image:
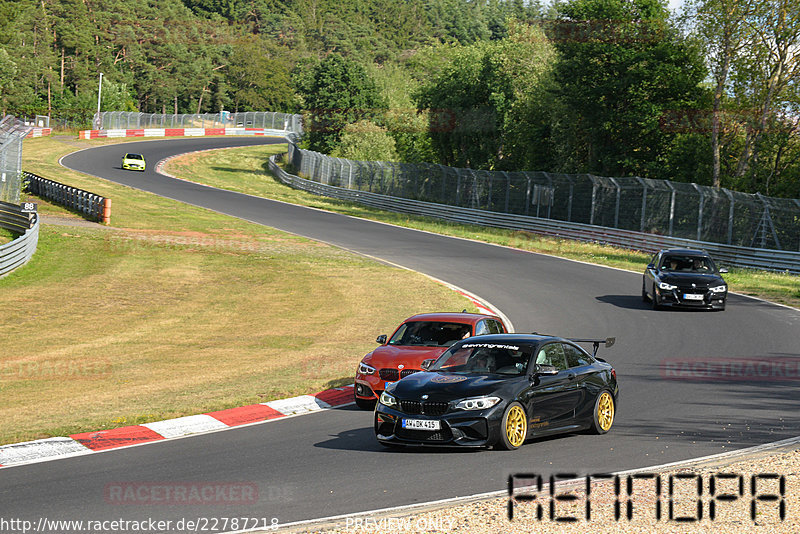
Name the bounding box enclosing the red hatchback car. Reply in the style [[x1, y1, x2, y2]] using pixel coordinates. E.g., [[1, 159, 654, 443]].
[[354, 312, 509, 409]]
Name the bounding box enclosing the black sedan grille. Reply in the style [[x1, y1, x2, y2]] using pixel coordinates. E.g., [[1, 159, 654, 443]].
[[379, 368, 421, 381], [399, 401, 450, 416]]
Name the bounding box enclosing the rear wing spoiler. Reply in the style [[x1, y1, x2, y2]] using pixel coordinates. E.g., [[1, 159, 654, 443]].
[[569, 337, 616, 358]]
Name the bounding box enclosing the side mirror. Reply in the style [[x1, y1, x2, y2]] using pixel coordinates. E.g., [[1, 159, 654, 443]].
[[376, 335, 387, 345], [421, 359, 435, 370], [647, 263, 655, 270], [531, 364, 558, 377]]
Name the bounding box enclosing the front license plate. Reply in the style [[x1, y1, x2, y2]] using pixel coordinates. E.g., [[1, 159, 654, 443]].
[[683, 293, 704, 301], [402, 419, 441, 431]]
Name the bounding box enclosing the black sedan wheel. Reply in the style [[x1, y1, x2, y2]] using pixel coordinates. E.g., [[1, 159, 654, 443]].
[[590, 391, 615, 434], [651, 284, 660, 310], [641, 280, 649, 303], [496, 402, 528, 450]]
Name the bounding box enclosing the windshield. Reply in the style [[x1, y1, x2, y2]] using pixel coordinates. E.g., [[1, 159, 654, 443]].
[[388, 321, 471, 347], [429, 342, 533, 376], [126, 154, 144, 160], [660, 255, 716, 273]]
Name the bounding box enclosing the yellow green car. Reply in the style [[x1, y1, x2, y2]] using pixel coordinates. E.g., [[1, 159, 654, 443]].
[[121, 153, 146, 171]]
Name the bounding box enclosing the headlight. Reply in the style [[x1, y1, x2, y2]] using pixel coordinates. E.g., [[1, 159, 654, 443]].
[[379, 391, 398, 408], [710, 285, 727, 293], [454, 396, 501, 411], [358, 362, 376, 375], [658, 281, 677, 291]]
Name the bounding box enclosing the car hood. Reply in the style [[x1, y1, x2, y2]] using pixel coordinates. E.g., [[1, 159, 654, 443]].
[[363, 345, 448, 369], [387, 371, 512, 400], [659, 272, 725, 286]]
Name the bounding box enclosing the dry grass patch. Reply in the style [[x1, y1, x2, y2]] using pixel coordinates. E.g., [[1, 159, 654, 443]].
[[0, 137, 479, 445]]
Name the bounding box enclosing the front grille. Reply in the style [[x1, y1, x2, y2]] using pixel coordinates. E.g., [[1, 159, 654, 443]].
[[399, 401, 450, 416], [380, 368, 421, 381], [379, 369, 399, 381]]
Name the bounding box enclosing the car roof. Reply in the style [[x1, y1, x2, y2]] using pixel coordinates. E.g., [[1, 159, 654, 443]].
[[402, 312, 502, 324], [458, 333, 569, 345], [124, 153, 143, 157], [659, 248, 710, 257]]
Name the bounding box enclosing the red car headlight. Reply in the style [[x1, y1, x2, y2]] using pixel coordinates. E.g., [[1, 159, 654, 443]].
[[358, 362, 376, 375]]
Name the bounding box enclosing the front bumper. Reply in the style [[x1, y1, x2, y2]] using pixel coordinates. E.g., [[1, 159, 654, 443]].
[[354, 375, 388, 401], [374, 403, 504, 448], [656, 288, 726, 309]]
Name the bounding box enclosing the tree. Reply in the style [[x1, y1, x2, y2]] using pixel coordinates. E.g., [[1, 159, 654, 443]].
[[687, 0, 758, 188], [550, 0, 708, 178], [415, 21, 554, 169], [298, 54, 385, 153], [227, 36, 296, 113], [730, 0, 800, 189], [331, 120, 399, 161]]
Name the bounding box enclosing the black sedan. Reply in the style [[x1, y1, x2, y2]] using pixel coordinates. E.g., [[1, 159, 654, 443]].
[[642, 248, 728, 310], [374, 334, 618, 450]]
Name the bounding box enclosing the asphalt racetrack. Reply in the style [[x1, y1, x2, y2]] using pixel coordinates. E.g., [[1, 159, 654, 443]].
[[3, 137, 798, 531]]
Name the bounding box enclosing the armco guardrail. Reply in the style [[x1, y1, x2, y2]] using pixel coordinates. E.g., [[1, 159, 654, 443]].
[[269, 155, 800, 274], [0, 201, 39, 277], [24, 172, 111, 223]]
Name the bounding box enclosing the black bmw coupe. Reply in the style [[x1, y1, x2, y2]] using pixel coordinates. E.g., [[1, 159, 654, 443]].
[[374, 334, 618, 450], [642, 248, 728, 310]]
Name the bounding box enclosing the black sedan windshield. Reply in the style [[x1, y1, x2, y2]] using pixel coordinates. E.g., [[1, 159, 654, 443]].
[[430, 342, 534, 376], [660, 254, 716, 273]]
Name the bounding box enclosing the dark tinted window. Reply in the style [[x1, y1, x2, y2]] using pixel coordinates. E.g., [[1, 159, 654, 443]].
[[660, 254, 716, 273], [486, 320, 503, 334], [388, 322, 470, 347], [475, 320, 489, 336], [431, 342, 532, 376], [535, 343, 567, 371], [564, 344, 592, 368]]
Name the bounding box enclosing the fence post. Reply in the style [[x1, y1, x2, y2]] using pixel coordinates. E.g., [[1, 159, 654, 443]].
[[666, 181, 676, 237], [636, 177, 647, 233], [723, 188, 735, 245], [692, 183, 705, 241]]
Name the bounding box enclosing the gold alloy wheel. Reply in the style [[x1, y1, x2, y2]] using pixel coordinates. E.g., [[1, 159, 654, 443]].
[[597, 392, 615, 432], [505, 404, 527, 448]]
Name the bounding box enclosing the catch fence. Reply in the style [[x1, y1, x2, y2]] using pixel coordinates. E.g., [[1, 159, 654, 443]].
[[286, 144, 800, 253], [95, 111, 303, 138], [0, 116, 33, 204]]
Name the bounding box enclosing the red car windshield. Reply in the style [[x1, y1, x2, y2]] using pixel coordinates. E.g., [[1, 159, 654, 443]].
[[431, 342, 534, 376], [388, 321, 471, 347]]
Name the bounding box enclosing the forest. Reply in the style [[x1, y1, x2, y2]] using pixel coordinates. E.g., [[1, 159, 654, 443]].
[[0, 0, 798, 197]]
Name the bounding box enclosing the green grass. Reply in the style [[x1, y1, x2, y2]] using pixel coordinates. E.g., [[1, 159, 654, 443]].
[[0, 137, 479, 445], [165, 145, 800, 310], [0, 228, 14, 245]]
